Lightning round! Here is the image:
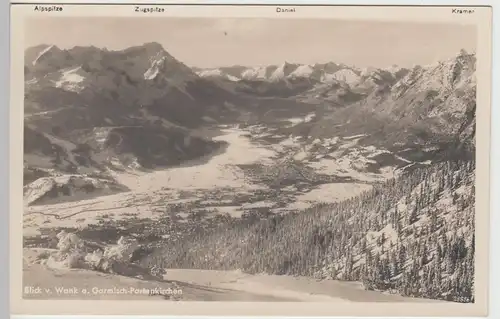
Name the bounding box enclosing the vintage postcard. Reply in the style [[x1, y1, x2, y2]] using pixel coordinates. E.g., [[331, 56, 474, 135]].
[[10, 2, 492, 317]]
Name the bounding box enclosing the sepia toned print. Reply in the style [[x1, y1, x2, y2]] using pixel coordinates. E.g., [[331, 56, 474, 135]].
[[11, 4, 492, 317]]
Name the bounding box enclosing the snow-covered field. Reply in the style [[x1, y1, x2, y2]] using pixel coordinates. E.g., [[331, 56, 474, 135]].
[[23, 247, 439, 302], [112, 128, 276, 192], [295, 183, 372, 205], [23, 128, 270, 234], [22, 124, 416, 301]]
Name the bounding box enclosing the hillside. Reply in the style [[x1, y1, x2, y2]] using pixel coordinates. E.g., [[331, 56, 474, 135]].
[[24, 42, 241, 132], [146, 161, 475, 303], [23, 123, 225, 174], [292, 51, 476, 160], [23, 43, 241, 203]]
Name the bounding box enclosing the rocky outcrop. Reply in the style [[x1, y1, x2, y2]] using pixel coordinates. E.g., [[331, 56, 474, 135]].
[[37, 231, 164, 279], [23, 175, 130, 206]]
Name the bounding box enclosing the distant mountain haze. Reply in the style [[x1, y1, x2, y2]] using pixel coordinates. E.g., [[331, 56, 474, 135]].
[[25, 18, 476, 69]]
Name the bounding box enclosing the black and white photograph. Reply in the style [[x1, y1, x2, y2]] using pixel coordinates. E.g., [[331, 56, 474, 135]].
[[13, 5, 492, 315]]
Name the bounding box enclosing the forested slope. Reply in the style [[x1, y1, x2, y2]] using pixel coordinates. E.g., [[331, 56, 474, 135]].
[[150, 161, 475, 303]]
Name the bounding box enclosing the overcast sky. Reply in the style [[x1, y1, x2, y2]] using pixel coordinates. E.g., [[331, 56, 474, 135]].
[[25, 18, 476, 69]]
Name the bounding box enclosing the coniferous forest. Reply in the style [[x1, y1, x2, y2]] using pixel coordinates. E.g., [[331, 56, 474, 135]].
[[150, 161, 475, 303]]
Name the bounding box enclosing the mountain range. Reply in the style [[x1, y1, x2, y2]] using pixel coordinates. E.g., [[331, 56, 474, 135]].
[[193, 61, 408, 87], [23, 42, 475, 204], [23, 41, 477, 303]]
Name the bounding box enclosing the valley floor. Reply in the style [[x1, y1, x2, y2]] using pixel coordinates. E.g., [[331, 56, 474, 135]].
[[23, 125, 381, 236], [22, 124, 425, 302]]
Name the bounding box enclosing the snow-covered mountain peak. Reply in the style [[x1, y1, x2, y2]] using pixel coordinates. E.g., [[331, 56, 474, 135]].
[[28, 44, 68, 68], [325, 68, 361, 85], [436, 50, 476, 69], [311, 62, 343, 74], [456, 48, 471, 58], [392, 51, 476, 96], [125, 42, 169, 57], [269, 61, 300, 81], [289, 64, 315, 78], [386, 64, 402, 74], [121, 42, 187, 70], [142, 41, 165, 51], [359, 67, 378, 78], [32, 45, 58, 65], [195, 68, 240, 81], [26, 42, 200, 87]]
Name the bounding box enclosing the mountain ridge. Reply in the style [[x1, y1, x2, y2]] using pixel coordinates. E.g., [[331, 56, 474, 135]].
[[23, 43, 476, 208]]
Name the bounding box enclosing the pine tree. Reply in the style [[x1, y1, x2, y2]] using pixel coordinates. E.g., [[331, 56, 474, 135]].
[[408, 206, 418, 225]]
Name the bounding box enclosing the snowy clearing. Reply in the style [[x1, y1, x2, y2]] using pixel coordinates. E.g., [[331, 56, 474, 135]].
[[23, 247, 440, 302], [296, 183, 373, 204]]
